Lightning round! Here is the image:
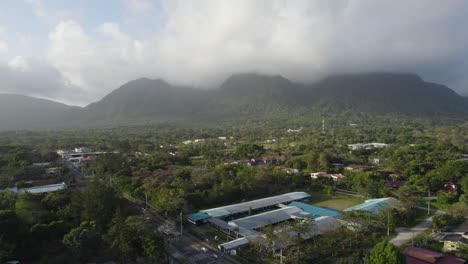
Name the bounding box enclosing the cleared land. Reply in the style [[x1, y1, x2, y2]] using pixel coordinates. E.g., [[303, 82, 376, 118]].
[[308, 192, 365, 210]]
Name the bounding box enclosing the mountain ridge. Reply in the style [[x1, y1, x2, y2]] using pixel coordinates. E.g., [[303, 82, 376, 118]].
[[1, 72, 467, 130]]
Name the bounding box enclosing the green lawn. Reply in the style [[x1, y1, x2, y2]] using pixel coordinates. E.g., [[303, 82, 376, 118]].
[[308, 192, 365, 210]]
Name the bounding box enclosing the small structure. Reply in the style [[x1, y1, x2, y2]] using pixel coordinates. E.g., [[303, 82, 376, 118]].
[[32, 162, 52, 167], [385, 181, 405, 190], [285, 168, 299, 174], [46, 167, 60, 175], [75, 147, 92, 153], [345, 165, 369, 173], [248, 157, 270, 166], [403, 246, 465, 264], [187, 212, 211, 225]]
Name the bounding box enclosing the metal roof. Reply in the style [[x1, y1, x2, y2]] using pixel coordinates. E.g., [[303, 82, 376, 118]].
[[187, 212, 211, 222], [200, 192, 310, 218], [19, 183, 67, 194], [344, 197, 399, 214], [230, 206, 303, 231], [288, 202, 341, 218], [218, 237, 250, 251]]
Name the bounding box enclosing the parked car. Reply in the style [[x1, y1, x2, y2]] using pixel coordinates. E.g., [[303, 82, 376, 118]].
[[201, 247, 208, 253]]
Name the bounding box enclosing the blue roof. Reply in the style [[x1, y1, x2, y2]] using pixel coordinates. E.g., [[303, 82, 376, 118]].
[[289, 202, 341, 218], [188, 212, 211, 222], [344, 198, 399, 215]]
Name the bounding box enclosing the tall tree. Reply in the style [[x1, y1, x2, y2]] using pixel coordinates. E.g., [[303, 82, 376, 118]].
[[369, 240, 405, 264]]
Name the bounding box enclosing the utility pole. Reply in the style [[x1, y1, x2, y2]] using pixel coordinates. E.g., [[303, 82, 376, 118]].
[[427, 187, 431, 215], [387, 211, 390, 236], [322, 118, 325, 133], [180, 211, 183, 235], [280, 248, 283, 264], [145, 192, 148, 210]]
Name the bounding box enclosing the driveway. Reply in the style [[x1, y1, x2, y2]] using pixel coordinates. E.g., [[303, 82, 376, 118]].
[[390, 208, 443, 247]]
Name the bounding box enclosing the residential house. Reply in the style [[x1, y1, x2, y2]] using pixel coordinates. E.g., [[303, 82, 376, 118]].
[[248, 157, 270, 166], [46, 167, 60, 175], [75, 147, 92, 153], [441, 234, 468, 253], [443, 182, 458, 193], [284, 168, 300, 174], [403, 246, 465, 264], [373, 158, 382, 164], [345, 164, 369, 173], [436, 220, 468, 254]]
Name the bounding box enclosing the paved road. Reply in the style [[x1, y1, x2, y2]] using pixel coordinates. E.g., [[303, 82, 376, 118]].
[[131, 197, 241, 264], [390, 208, 444, 247]]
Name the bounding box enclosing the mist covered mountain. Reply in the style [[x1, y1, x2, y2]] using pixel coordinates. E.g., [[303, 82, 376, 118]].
[[306, 73, 468, 116], [0, 94, 79, 130], [81, 78, 209, 123], [1, 72, 467, 130]]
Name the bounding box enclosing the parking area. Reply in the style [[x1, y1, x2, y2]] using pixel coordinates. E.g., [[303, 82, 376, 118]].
[[172, 238, 221, 264]]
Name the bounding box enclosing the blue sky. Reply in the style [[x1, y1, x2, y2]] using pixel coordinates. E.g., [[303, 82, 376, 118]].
[[0, 0, 165, 59], [0, 0, 468, 105]]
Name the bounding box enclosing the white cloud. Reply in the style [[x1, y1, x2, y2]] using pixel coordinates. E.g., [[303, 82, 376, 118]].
[[8, 56, 30, 71], [124, 0, 154, 13], [26, 0, 83, 26], [0, 57, 86, 105], [47, 20, 151, 100], [42, 0, 468, 104], [0, 40, 7, 53]]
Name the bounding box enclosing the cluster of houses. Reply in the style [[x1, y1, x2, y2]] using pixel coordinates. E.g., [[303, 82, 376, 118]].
[[404, 246, 465, 264], [57, 147, 105, 169]]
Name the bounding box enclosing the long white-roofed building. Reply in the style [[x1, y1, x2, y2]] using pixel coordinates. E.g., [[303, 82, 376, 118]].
[[188, 191, 310, 224]]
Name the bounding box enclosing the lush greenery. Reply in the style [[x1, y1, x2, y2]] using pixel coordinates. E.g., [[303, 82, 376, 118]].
[[0, 115, 467, 263]]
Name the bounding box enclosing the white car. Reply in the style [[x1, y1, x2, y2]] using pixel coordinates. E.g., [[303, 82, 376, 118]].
[[201, 247, 208, 253], [212, 254, 218, 259]]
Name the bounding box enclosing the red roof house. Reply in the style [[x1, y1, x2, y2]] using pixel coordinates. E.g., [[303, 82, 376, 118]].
[[403, 246, 465, 264]]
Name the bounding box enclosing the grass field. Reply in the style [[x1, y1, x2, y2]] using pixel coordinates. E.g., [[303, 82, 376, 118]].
[[308, 191, 365, 210]]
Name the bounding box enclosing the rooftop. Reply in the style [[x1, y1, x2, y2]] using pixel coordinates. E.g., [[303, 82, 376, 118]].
[[344, 197, 399, 214], [447, 220, 468, 233], [230, 206, 303, 231], [187, 212, 210, 222], [288, 202, 341, 218], [403, 246, 465, 264], [200, 192, 310, 218], [441, 234, 463, 242]]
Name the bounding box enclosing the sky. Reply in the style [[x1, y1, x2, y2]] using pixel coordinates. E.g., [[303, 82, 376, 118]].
[[0, 0, 468, 106]]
